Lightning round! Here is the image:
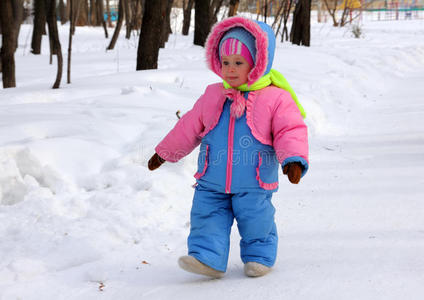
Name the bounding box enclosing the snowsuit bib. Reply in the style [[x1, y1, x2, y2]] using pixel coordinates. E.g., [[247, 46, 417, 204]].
[[195, 92, 279, 193]]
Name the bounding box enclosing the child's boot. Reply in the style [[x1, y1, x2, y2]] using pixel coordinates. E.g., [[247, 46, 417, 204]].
[[244, 262, 271, 277], [178, 255, 225, 279]]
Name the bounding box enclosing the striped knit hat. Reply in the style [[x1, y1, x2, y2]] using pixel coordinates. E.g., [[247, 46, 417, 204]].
[[218, 27, 256, 68]]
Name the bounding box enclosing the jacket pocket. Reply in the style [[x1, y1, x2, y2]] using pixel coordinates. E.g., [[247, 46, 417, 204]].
[[194, 144, 209, 179], [255, 152, 279, 190]]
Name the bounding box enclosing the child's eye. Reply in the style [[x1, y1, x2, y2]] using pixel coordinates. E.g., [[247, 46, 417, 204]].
[[223, 61, 229, 66], [236, 61, 243, 65]]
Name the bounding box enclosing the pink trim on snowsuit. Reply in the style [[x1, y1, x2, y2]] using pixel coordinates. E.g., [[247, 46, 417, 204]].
[[194, 145, 209, 179], [256, 153, 279, 190]]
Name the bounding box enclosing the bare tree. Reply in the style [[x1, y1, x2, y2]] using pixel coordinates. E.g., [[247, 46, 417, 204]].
[[123, 0, 131, 38], [194, 0, 209, 46], [322, 0, 340, 26], [280, 0, 294, 42], [322, 0, 372, 27], [89, 0, 97, 25], [272, 0, 285, 30], [71, 0, 82, 35], [0, 17, 1, 74], [107, 0, 124, 50], [290, 0, 311, 46], [210, 0, 224, 25], [194, 0, 223, 47], [339, 1, 351, 26], [123, 0, 143, 39], [106, 0, 112, 27], [96, 0, 108, 38], [45, 0, 63, 88], [14, 0, 24, 48], [136, 0, 167, 70], [182, 0, 194, 35], [59, 0, 67, 24], [129, 0, 143, 36], [1, 15, 3, 74], [160, 0, 174, 48], [31, 0, 47, 54], [68, 0, 78, 83], [76, 0, 89, 26], [0, 0, 21, 88], [228, 0, 240, 17], [264, 0, 269, 23]]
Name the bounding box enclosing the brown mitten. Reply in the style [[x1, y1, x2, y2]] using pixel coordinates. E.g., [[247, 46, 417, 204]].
[[148, 153, 165, 171], [283, 162, 302, 184]]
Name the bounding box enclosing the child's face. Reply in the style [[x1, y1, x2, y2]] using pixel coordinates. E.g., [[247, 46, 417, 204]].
[[221, 54, 252, 87]]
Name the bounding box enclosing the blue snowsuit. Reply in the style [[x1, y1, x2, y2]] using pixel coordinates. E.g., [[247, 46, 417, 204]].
[[189, 94, 279, 272], [155, 19, 309, 273]]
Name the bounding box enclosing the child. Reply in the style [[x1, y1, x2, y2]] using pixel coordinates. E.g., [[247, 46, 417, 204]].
[[148, 16, 308, 278]]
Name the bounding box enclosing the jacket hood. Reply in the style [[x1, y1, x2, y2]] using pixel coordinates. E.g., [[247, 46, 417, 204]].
[[205, 16, 276, 86]]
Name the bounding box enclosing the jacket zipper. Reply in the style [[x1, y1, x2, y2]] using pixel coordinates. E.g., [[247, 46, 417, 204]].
[[225, 114, 236, 194], [225, 113, 236, 193]]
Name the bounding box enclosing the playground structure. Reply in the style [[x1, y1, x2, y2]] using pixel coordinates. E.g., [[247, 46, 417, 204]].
[[246, 0, 424, 24], [315, 0, 424, 23], [80, 0, 424, 28], [364, 0, 424, 21]]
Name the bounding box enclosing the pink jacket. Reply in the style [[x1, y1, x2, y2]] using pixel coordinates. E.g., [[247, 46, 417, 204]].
[[155, 83, 308, 166]]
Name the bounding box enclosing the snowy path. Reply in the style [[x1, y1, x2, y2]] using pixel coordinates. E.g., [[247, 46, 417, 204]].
[[270, 71, 424, 299], [126, 70, 424, 300]]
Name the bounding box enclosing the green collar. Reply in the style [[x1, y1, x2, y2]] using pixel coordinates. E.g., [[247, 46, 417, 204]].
[[223, 69, 306, 118]]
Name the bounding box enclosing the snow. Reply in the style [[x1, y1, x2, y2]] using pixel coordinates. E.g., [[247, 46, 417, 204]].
[[1, 15, 424, 299]]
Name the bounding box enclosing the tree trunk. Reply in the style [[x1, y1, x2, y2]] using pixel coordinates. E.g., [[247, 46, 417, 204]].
[[45, 0, 63, 88], [46, 0, 56, 64], [340, 4, 351, 27], [31, 0, 47, 54], [106, 0, 114, 27], [264, 0, 268, 23], [124, 0, 132, 39], [90, 0, 96, 25], [0, 0, 18, 88], [272, 0, 285, 30], [136, 0, 167, 70], [194, 0, 211, 47], [281, 0, 293, 42], [71, 0, 82, 35], [160, 0, 173, 48], [210, 0, 223, 26], [182, 0, 194, 36], [59, 0, 67, 24], [322, 0, 339, 27], [68, 0, 73, 84], [96, 0, 108, 37], [106, 0, 112, 27], [290, 0, 311, 46], [107, 0, 124, 50], [228, 0, 240, 17], [76, 0, 89, 26], [13, 0, 24, 50], [129, 0, 143, 35]]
